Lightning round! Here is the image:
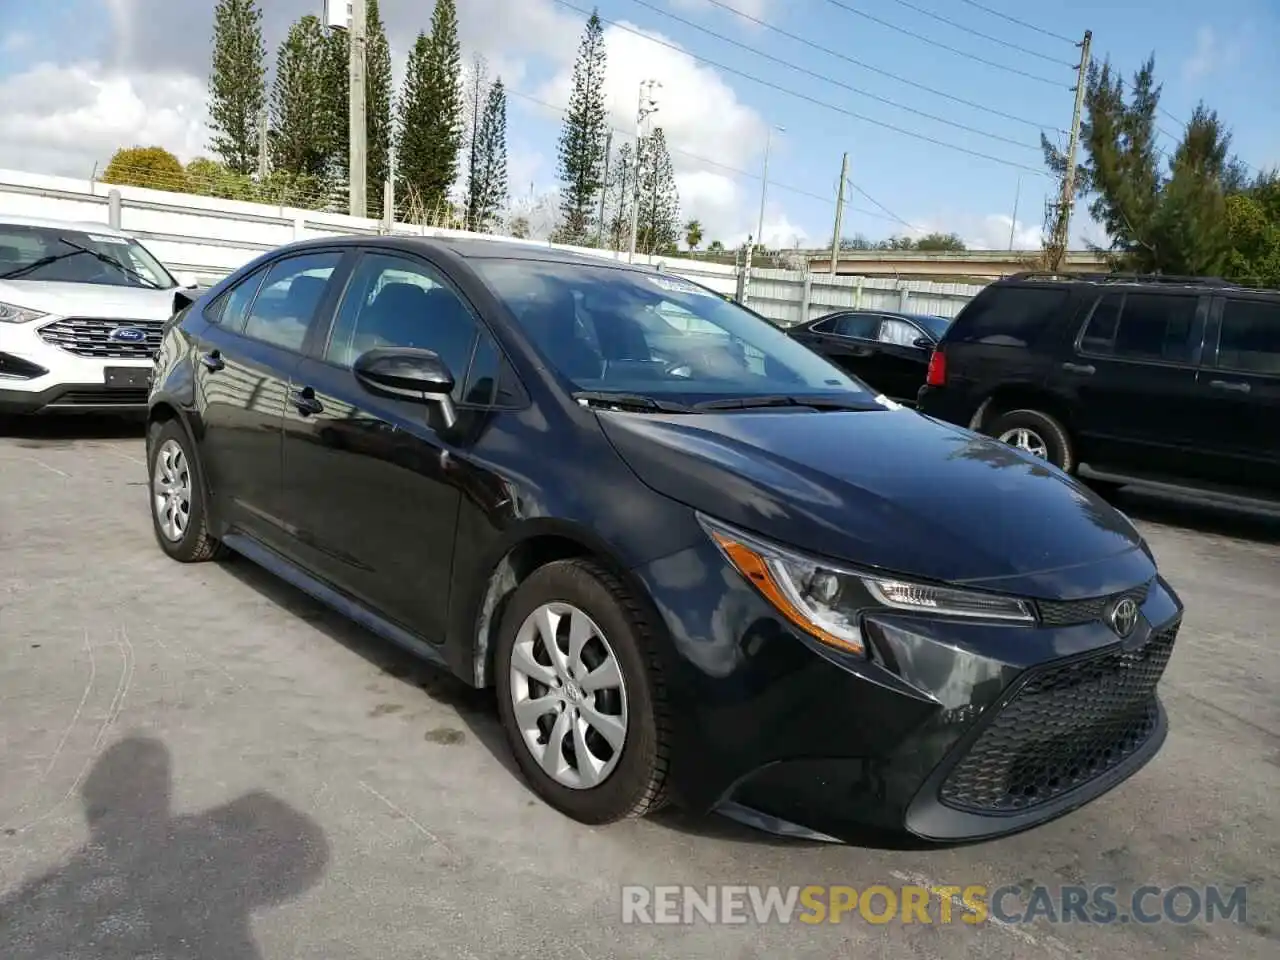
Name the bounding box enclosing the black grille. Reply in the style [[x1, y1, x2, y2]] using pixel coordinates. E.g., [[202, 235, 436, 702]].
[[1037, 581, 1151, 626], [48, 389, 150, 406], [938, 620, 1179, 814], [38, 317, 164, 359]]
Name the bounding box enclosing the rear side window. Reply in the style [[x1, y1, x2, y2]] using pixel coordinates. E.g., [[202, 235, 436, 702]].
[[1080, 292, 1198, 365], [949, 287, 1067, 347], [1216, 298, 1280, 374], [833, 314, 879, 338]]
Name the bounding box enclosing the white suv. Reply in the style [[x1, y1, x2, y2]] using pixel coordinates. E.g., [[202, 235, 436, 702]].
[[0, 215, 196, 415]]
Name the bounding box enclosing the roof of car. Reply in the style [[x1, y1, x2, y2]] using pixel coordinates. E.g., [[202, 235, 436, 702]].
[[0, 213, 133, 236], [282, 232, 655, 271]]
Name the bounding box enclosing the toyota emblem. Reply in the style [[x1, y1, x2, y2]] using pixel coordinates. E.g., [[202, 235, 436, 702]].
[[1107, 597, 1140, 639]]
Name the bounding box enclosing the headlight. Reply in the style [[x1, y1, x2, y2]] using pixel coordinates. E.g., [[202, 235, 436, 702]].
[[699, 515, 1036, 657], [0, 301, 46, 324]]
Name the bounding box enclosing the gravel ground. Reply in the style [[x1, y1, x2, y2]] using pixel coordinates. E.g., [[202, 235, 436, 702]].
[[0, 416, 1276, 960]]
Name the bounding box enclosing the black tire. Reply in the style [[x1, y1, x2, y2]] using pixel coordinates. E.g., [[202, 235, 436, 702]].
[[494, 558, 671, 824], [985, 408, 1075, 472], [147, 419, 227, 563]]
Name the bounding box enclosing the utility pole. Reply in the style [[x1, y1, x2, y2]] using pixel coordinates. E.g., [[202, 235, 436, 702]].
[[1054, 29, 1092, 259], [595, 130, 612, 248], [751, 125, 784, 275], [628, 79, 659, 263], [383, 144, 397, 233], [1008, 175, 1022, 250], [829, 152, 848, 275], [348, 0, 368, 219], [254, 106, 267, 180]]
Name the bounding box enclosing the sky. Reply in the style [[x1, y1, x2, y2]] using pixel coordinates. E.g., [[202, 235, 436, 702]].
[[0, 0, 1276, 251]]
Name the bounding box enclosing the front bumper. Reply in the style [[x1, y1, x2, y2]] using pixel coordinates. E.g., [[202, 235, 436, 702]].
[[0, 318, 156, 413], [632, 541, 1183, 844]]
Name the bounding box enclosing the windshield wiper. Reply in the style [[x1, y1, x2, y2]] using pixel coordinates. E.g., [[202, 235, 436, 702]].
[[572, 391, 692, 413], [57, 237, 162, 288], [0, 248, 89, 280], [694, 394, 870, 411]]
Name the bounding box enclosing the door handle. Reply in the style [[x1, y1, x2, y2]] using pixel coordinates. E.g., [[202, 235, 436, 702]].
[[291, 386, 324, 416], [199, 350, 224, 372], [1209, 379, 1251, 394], [1062, 361, 1095, 375]]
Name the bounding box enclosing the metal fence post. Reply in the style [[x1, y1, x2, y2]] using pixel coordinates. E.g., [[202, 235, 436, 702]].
[[800, 269, 812, 326], [107, 189, 122, 228]]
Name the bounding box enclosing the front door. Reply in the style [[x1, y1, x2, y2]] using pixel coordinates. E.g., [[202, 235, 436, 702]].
[[279, 250, 490, 642], [193, 250, 344, 551], [801, 313, 883, 387], [1190, 295, 1280, 494], [873, 316, 934, 402], [1052, 289, 1207, 479]]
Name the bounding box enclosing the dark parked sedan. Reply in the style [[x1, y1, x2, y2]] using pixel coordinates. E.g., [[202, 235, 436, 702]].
[[146, 236, 1182, 843], [787, 309, 951, 404]]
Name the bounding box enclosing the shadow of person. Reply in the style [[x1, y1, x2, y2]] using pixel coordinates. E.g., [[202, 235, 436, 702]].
[[1, 735, 329, 959]]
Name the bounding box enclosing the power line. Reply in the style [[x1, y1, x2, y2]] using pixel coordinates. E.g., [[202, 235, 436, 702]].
[[882, 0, 1075, 67], [503, 84, 903, 223], [820, 0, 1067, 87], [954, 0, 1079, 46], [846, 179, 920, 232], [620, 0, 1039, 152], [551, 0, 1048, 174], [697, 0, 1064, 133]]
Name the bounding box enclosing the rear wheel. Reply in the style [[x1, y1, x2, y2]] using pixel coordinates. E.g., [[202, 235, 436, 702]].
[[494, 558, 670, 824], [986, 408, 1075, 472], [147, 419, 226, 563]]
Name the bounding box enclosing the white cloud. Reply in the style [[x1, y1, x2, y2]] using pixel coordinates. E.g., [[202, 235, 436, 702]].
[[965, 214, 1043, 251], [1182, 25, 1244, 82], [669, 0, 775, 19], [2, 30, 33, 53], [536, 21, 772, 244]]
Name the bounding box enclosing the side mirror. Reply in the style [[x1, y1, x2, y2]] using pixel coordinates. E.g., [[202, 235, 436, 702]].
[[353, 347, 457, 429], [912, 336, 935, 350], [175, 271, 199, 289]]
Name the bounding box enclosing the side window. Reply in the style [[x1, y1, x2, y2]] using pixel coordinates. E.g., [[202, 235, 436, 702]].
[[1112, 293, 1197, 364], [951, 287, 1068, 347], [1217, 299, 1280, 374], [325, 252, 480, 401], [1080, 293, 1122, 353], [240, 252, 341, 351], [833, 314, 879, 338], [206, 265, 268, 327], [878, 317, 919, 346], [462, 332, 526, 406]]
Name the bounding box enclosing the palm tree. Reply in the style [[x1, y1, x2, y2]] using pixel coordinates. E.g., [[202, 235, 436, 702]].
[[684, 218, 704, 251]]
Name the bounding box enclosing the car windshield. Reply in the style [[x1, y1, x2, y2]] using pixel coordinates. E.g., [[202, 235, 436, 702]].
[[0, 224, 176, 289], [913, 314, 952, 339], [471, 258, 878, 406]]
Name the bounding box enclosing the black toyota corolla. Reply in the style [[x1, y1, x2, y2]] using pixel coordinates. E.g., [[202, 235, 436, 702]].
[[146, 236, 1183, 843]]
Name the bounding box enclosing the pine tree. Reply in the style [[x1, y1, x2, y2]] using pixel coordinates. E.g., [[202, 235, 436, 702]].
[[464, 54, 491, 230], [321, 24, 350, 186], [604, 141, 634, 250], [555, 11, 609, 244], [397, 0, 463, 219], [637, 128, 680, 254], [270, 16, 330, 180], [207, 0, 266, 175], [366, 0, 394, 205], [470, 78, 509, 233]]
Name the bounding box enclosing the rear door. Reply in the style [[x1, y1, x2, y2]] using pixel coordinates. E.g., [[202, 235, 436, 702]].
[[1190, 294, 1280, 492], [795, 312, 884, 387], [1056, 289, 1207, 478], [872, 315, 934, 402]]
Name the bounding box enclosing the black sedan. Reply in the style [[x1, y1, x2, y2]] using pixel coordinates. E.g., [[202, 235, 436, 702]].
[[787, 309, 951, 404], [145, 236, 1183, 843]]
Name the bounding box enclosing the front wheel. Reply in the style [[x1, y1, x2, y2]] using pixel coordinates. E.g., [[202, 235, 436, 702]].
[[494, 558, 670, 824], [986, 408, 1075, 472]]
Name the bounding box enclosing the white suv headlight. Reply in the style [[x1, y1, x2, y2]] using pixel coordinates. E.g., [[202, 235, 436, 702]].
[[699, 514, 1036, 657], [0, 301, 46, 324]]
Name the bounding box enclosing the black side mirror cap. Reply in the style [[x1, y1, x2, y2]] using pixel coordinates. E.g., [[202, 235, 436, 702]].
[[912, 336, 935, 349], [353, 347, 457, 428]]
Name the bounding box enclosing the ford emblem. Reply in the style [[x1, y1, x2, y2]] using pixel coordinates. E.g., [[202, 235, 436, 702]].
[[109, 326, 147, 343]]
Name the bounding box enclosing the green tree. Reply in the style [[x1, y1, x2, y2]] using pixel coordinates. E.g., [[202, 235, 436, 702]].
[[707, 239, 725, 253], [914, 232, 966, 251], [102, 146, 188, 192], [468, 78, 509, 233], [321, 23, 349, 184], [184, 157, 255, 199], [1223, 172, 1280, 287], [555, 10, 609, 244], [684, 219, 704, 250], [270, 16, 330, 179], [463, 54, 491, 229], [637, 127, 680, 255], [207, 0, 266, 175], [603, 141, 634, 250], [366, 0, 394, 204], [397, 0, 463, 217]]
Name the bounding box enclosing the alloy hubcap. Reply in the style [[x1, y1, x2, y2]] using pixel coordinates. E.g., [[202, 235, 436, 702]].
[[998, 427, 1049, 460], [509, 602, 628, 790], [152, 438, 192, 542]]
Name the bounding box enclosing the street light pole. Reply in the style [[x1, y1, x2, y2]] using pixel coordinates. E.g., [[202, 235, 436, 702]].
[[628, 79, 660, 263], [754, 125, 783, 257], [1008, 175, 1022, 251], [348, 0, 367, 218]]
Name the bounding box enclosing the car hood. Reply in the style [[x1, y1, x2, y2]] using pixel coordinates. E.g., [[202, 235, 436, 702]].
[[597, 407, 1153, 600], [0, 279, 178, 320]]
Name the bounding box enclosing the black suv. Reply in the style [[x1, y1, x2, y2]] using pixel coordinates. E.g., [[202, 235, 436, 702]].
[[145, 239, 1183, 844], [917, 272, 1280, 507]]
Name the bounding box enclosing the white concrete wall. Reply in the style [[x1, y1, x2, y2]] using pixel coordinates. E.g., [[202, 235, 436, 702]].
[[0, 167, 986, 324]]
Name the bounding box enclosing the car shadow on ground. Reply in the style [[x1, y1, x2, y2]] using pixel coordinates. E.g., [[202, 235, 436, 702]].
[[0, 735, 328, 960], [219, 557, 963, 852], [1108, 487, 1280, 545], [0, 413, 146, 444]]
